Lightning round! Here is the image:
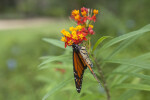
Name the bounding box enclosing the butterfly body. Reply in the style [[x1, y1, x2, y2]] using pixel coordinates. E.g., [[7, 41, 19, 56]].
[[72, 44, 100, 93], [79, 46, 93, 68]]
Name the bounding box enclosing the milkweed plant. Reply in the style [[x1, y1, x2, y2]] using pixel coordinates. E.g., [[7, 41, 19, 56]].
[[40, 7, 150, 100], [60, 7, 111, 99]]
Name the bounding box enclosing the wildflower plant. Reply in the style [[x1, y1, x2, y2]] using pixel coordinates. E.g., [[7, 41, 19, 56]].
[[40, 6, 150, 100], [60, 7, 111, 99]]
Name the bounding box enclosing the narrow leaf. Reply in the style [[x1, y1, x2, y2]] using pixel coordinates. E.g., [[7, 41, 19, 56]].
[[39, 56, 53, 60], [105, 35, 140, 59], [105, 59, 150, 69], [134, 52, 150, 60], [42, 78, 72, 100], [92, 36, 111, 53], [116, 90, 138, 100], [111, 72, 150, 81], [38, 55, 70, 67], [99, 24, 150, 51], [113, 83, 150, 91], [43, 38, 72, 51]]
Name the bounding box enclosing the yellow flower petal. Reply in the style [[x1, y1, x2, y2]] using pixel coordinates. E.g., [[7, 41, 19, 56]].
[[72, 10, 79, 16], [75, 15, 80, 20], [93, 9, 98, 15], [61, 29, 66, 35], [65, 31, 71, 37], [79, 34, 84, 39], [89, 24, 94, 28], [72, 31, 78, 40], [81, 11, 87, 16], [68, 40, 73, 45], [76, 25, 82, 30], [69, 26, 75, 31], [61, 37, 67, 42], [72, 31, 76, 35]]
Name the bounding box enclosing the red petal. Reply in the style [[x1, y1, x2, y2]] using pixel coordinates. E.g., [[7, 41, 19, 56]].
[[65, 42, 67, 48], [83, 37, 87, 41]]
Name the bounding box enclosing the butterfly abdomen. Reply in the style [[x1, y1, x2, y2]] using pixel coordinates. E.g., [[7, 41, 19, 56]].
[[79, 47, 93, 67]]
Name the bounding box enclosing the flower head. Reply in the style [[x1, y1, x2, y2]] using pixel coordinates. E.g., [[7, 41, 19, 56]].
[[79, 34, 84, 39], [81, 11, 87, 17], [75, 15, 80, 20], [68, 40, 73, 45], [72, 10, 79, 16], [69, 26, 75, 31], [61, 7, 99, 48], [89, 24, 94, 28], [70, 7, 99, 25], [61, 37, 67, 42], [93, 9, 98, 15]]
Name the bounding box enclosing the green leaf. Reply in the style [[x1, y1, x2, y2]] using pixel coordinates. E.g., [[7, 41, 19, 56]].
[[111, 72, 150, 81], [116, 90, 138, 100], [107, 51, 150, 88], [99, 24, 150, 51], [113, 83, 150, 91], [108, 52, 150, 78], [42, 78, 72, 100], [92, 36, 111, 53], [39, 63, 72, 69], [105, 59, 150, 69], [105, 35, 140, 59], [108, 66, 143, 88], [134, 52, 150, 60], [38, 55, 71, 67], [97, 24, 150, 69], [39, 56, 54, 60], [43, 38, 72, 51]]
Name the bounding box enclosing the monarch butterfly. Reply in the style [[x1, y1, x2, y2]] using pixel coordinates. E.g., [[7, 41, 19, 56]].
[[72, 44, 101, 93]]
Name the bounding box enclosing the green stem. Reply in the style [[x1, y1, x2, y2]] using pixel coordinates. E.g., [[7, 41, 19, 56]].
[[87, 37, 110, 100], [89, 37, 91, 52], [91, 54, 111, 100]]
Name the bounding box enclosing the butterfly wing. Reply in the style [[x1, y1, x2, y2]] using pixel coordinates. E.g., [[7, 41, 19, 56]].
[[73, 48, 87, 93]]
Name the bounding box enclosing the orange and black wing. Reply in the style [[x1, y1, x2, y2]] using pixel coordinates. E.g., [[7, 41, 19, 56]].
[[73, 49, 87, 93]]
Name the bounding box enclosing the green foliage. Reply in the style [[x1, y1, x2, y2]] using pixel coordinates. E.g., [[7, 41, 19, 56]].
[[42, 78, 72, 100], [0, 20, 73, 100], [92, 36, 111, 53], [43, 38, 72, 51], [116, 90, 138, 100], [40, 24, 150, 100], [113, 84, 150, 91], [98, 24, 150, 52]]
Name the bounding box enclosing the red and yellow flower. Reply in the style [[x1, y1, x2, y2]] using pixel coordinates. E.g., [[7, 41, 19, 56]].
[[61, 7, 99, 48]]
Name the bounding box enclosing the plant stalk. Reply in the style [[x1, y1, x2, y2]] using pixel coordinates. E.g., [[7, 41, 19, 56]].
[[91, 55, 111, 100]]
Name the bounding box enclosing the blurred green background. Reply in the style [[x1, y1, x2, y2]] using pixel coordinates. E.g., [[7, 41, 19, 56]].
[[0, 0, 150, 100]]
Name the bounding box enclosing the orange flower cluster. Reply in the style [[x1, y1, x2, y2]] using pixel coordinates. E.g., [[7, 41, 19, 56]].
[[61, 7, 99, 48], [71, 7, 98, 25]]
